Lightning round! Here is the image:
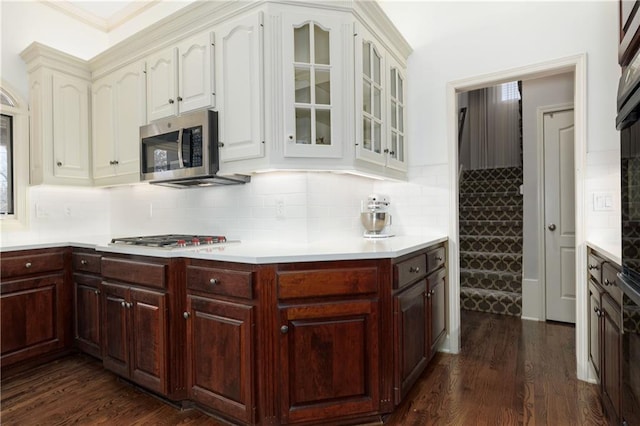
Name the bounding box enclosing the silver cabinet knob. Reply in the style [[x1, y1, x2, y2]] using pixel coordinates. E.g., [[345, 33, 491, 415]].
[[25, 262, 32, 268], [589, 264, 599, 271], [425, 291, 431, 298], [183, 312, 190, 319], [177, 96, 183, 102], [81, 259, 88, 265], [548, 223, 556, 231], [209, 278, 218, 285], [56, 161, 62, 167], [127, 302, 133, 309], [94, 289, 100, 295], [280, 325, 289, 334], [121, 301, 126, 308], [168, 98, 175, 104], [409, 266, 420, 273]]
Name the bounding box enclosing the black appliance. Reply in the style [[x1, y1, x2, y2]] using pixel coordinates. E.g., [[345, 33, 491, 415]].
[[140, 109, 250, 188], [617, 47, 640, 426]]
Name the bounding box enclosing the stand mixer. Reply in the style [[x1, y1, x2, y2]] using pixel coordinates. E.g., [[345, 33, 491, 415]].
[[360, 194, 393, 238]]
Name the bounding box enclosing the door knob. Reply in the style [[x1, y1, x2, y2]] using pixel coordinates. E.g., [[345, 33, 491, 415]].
[[548, 223, 556, 231]]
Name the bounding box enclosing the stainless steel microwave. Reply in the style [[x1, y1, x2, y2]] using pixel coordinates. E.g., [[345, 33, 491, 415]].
[[140, 109, 249, 188]]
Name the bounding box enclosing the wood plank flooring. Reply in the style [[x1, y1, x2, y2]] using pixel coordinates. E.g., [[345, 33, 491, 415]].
[[0, 310, 605, 425]]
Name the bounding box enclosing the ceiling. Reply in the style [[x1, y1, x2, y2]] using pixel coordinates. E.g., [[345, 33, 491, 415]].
[[40, 0, 165, 32]]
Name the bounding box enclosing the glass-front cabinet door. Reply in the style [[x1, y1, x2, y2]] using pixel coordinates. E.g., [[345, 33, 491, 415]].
[[387, 55, 407, 171], [355, 27, 386, 166], [283, 12, 345, 158]]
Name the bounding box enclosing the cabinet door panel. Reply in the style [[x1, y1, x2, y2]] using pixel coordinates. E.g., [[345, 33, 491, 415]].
[[101, 283, 130, 378], [187, 296, 254, 423], [279, 300, 379, 423], [147, 48, 177, 121], [74, 273, 102, 358], [393, 280, 427, 404], [52, 73, 90, 179], [588, 281, 603, 380], [602, 293, 622, 423], [178, 32, 213, 114], [217, 12, 264, 163], [92, 79, 116, 179], [130, 287, 167, 395], [113, 63, 145, 177], [1, 275, 64, 365], [429, 269, 446, 354]]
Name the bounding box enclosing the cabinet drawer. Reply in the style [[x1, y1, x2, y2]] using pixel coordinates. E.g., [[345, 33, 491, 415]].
[[588, 253, 604, 284], [1, 251, 65, 279], [278, 267, 378, 300], [101, 257, 166, 289], [602, 262, 623, 305], [426, 246, 446, 274], [395, 254, 427, 289], [72, 252, 101, 274], [187, 265, 253, 299]]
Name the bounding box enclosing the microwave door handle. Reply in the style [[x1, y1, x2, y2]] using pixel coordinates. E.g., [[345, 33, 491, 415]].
[[177, 128, 185, 168]]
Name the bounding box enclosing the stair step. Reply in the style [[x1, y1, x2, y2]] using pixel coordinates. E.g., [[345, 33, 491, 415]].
[[459, 220, 523, 238], [460, 251, 522, 274], [460, 268, 522, 292], [460, 179, 522, 194], [459, 192, 522, 208], [461, 167, 523, 182], [459, 206, 523, 222], [459, 235, 523, 253], [460, 287, 522, 316]]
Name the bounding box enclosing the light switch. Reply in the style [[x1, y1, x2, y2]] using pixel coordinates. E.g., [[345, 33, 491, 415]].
[[593, 192, 614, 211]]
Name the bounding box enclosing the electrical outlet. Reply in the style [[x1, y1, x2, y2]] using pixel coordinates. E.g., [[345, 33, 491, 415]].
[[276, 198, 285, 219], [35, 203, 48, 218]]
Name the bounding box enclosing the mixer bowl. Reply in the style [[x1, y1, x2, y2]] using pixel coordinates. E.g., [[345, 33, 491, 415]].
[[360, 212, 391, 233]]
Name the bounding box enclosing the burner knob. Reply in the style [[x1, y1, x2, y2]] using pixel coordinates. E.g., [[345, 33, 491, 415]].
[[204, 237, 213, 244], [192, 238, 200, 245], [177, 239, 186, 247]]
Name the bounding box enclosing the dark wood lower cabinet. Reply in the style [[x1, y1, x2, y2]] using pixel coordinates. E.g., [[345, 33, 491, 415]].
[[102, 282, 168, 395], [278, 300, 380, 424], [602, 293, 622, 425], [74, 273, 102, 358], [186, 295, 255, 424], [393, 280, 428, 404]]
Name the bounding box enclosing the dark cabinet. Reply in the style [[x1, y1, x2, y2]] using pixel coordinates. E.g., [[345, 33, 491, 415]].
[[276, 261, 381, 424], [101, 256, 169, 396], [392, 243, 446, 405], [0, 248, 71, 369], [184, 260, 256, 424], [73, 249, 102, 358], [587, 247, 623, 425]]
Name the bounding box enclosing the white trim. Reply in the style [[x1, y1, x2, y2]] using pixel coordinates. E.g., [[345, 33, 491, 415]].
[[39, 0, 161, 33], [0, 80, 30, 232], [536, 102, 574, 324], [447, 54, 588, 382]]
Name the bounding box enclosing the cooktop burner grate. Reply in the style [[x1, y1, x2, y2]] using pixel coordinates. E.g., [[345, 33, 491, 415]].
[[110, 234, 227, 248]]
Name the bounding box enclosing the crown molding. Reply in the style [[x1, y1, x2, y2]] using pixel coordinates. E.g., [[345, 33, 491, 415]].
[[39, 0, 161, 32], [20, 42, 91, 80]]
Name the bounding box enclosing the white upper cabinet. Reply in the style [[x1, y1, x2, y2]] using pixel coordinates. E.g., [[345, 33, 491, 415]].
[[21, 43, 92, 186], [216, 12, 265, 163], [282, 12, 346, 158], [355, 25, 408, 173], [146, 31, 213, 122], [92, 61, 146, 185], [386, 55, 407, 172]]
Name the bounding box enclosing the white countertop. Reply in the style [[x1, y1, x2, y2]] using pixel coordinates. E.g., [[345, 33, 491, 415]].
[[1, 234, 448, 264], [586, 238, 622, 266]]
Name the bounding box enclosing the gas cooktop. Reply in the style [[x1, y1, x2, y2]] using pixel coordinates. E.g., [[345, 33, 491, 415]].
[[110, 234, 227, 249]]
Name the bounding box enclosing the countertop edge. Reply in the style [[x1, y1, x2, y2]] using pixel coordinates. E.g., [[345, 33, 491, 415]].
[[586, 240, 622, 266]]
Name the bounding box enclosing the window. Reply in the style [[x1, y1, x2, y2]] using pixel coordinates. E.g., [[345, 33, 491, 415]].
[[500, 81, 521, 101], [0, 113, 14, 214], [0, 82, 28, 228]]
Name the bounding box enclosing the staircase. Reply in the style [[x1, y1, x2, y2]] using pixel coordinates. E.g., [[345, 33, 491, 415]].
[[459, 167, 523, 316]]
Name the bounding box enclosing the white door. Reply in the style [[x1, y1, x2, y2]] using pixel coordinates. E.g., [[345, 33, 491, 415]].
[[544, 108, 576, 323], [92, 76, 116, 179], [146, 47, 177, 121]]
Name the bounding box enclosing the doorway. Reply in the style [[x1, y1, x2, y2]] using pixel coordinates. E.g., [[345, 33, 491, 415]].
[[445, 54, 589, 381]]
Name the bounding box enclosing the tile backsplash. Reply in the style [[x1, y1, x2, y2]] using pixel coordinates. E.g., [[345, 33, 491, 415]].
[[1, 167, 450, 245]]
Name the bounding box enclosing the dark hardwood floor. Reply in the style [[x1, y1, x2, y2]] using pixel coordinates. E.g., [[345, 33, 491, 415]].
[[0, 310, 605, 425]]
